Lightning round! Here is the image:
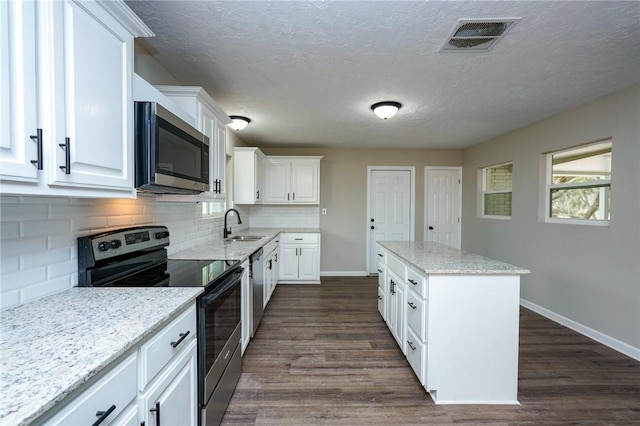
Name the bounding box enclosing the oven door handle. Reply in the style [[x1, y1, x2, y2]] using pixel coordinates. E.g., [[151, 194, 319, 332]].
[[202, 267, 243, 305]]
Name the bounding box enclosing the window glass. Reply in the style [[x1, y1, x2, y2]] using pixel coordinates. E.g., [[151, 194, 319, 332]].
[[202, 201, 225, 216], [481, 163, 512, 218], [547, 140, 611, 222]]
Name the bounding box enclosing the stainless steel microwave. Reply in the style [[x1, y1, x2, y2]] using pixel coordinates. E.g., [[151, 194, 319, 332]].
[[134, 101, 209, 194]]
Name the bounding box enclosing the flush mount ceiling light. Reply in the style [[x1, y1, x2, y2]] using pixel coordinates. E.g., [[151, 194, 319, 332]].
[[228, 115, 251, 131], [371, 101, 402, 119]]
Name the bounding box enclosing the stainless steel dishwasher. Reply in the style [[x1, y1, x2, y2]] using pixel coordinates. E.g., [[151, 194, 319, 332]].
[[250, 247, 264, 337]]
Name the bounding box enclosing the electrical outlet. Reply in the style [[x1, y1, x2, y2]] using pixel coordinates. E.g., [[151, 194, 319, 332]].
[[322, 208, 327, 215]]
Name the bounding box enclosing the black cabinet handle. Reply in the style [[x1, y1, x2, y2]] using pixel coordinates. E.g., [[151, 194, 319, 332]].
[[149, 401, 160, 426], [377, 269, 383, 273], [256, 190, 260, 200], [390, 279, 395, 295], [269, 259, 272, 270], [294, 238, 303, 240], [293, 192, 295, 200], [59, 137, 70, 174], [377, 253, 383, 257], [30, 128, 43, 170], [408, 301, 417, 310], [275, 253, 278, 262], [407, 341, 417, 351], [378, 295, 382, 300], [287, 193, 290, 201], [170, 330, 190, 348], [408, 279, 417, 285], [92, 404, 116, 426]]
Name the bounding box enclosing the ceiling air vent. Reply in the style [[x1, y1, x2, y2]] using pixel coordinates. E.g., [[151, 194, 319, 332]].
[[440, 19, 519, 52]]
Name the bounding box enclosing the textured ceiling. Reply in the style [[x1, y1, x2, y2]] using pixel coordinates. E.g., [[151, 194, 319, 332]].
[[126, 1, 640, 149]]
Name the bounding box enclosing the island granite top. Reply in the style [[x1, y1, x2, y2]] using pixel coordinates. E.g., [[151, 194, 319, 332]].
[[378, 241, 530, 275], [0, 286, 203, 426]]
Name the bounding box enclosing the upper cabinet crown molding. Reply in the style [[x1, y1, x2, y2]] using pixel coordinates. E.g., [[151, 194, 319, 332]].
[[154, 85, 231, 124], [96, 0, 154, 38]]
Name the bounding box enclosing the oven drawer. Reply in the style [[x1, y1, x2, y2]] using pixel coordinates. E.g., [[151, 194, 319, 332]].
[[139, 304, 197, 389]]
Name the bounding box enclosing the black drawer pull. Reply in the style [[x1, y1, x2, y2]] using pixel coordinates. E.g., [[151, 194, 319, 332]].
[[377, 269, 383, 273], [377, 253, 383, 257], [407, 301, 417, 310], [170, 330, 190, 348], [378, 295, 382, 300], [408, 279, 417, 285], [92, 404, 116, 426], [407, 341, 417, 351]]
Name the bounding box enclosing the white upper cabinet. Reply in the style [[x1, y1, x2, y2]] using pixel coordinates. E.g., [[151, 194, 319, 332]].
[[0, 0, 39, 183], [233, 147, 265, 204], [156, 86, 231, 200], [263, 157, 321, 204], [0, 0, 152, 197]]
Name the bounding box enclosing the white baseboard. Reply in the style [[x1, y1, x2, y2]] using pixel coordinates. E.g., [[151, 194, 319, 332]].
[[320, 271, 368, 277], [520, 298, 640, 361]]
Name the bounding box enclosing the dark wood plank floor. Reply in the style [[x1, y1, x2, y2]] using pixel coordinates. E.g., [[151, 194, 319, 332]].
[[222, 277, 640, 425]]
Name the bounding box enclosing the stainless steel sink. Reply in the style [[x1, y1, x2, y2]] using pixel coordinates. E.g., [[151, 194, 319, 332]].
[[226, 235, 264, 242]]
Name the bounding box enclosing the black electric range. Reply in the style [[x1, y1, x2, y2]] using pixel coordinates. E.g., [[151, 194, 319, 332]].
[[77, 225, 239, 288]]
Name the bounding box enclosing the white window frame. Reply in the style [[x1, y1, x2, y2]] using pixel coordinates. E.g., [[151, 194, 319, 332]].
[[201, 200, 226, 218], [544, 140, 611, 226], [479, 161, 513, 220]]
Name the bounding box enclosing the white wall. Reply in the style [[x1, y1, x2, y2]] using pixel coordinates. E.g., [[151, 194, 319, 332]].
[[0, 195, 245, 309], [461, 84, 640, 358]]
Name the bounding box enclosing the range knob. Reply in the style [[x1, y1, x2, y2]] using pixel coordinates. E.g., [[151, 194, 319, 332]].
[[97, 241, 110, 252], [110, 239, 122, 249], [155, 231, 170, 239]]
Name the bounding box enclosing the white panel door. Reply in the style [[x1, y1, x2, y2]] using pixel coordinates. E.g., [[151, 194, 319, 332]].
[[0, 0, 39, 183], [278, 245, 298, 281], [48, 1, 133, 190], [425, 168, 461, 249], [368, 170, 411, 273]]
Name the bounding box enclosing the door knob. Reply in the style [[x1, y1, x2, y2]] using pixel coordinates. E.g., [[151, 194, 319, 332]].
[[370, 218, 374, 222], [428, 226, 434, 230], [370, 226, 375, 230]]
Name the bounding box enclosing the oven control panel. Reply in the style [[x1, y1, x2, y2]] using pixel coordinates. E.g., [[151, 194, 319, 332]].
[[78, 226, 170, 263]]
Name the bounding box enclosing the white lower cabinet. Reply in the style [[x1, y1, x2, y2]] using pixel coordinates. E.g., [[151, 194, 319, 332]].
[[278, 233, 320, 284], [44, 353, 138, 425], [42, 303, 199, 426], [377, 243, 521, 405], [139, 339, 197, 426]]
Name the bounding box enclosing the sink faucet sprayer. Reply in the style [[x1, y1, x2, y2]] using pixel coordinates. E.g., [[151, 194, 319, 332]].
[[223, 208, 242, 239]]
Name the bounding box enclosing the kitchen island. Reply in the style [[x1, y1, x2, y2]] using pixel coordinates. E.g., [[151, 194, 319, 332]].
[[377, 241, 530, 405], [0, 287, 202, 426]]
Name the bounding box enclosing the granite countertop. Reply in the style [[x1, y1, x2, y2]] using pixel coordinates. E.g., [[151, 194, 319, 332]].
[[378, 241, 530, 275], [170, 227, 321, 262], [0, 287, 203, 426]]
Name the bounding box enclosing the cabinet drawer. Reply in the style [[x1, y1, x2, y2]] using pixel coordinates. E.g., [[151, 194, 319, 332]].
[[45, 353, 137, 425], [139, 304, 196, 389], [279, 233, 319, 244], [406, 267, 428, 299], [377, 264, 386, 290], [387, 253, 406, 280], [406, 327, 426, 386], [376, 246, 387, 264], [406, 290, 427, 341]]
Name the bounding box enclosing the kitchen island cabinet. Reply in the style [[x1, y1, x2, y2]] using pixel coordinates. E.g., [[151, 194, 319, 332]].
[[377, 240, 529, 405], [0, 287, 202, 426]]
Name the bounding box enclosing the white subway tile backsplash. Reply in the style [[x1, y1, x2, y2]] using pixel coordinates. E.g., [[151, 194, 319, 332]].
[[21, 248, 70, 270], [1, 221, 20, 239], [0, 204, 48, 221], [1, 267, 48, 292], [1, 236, 47, 257], [21, 219, 70, 237], [1, 196, 317, 310]]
